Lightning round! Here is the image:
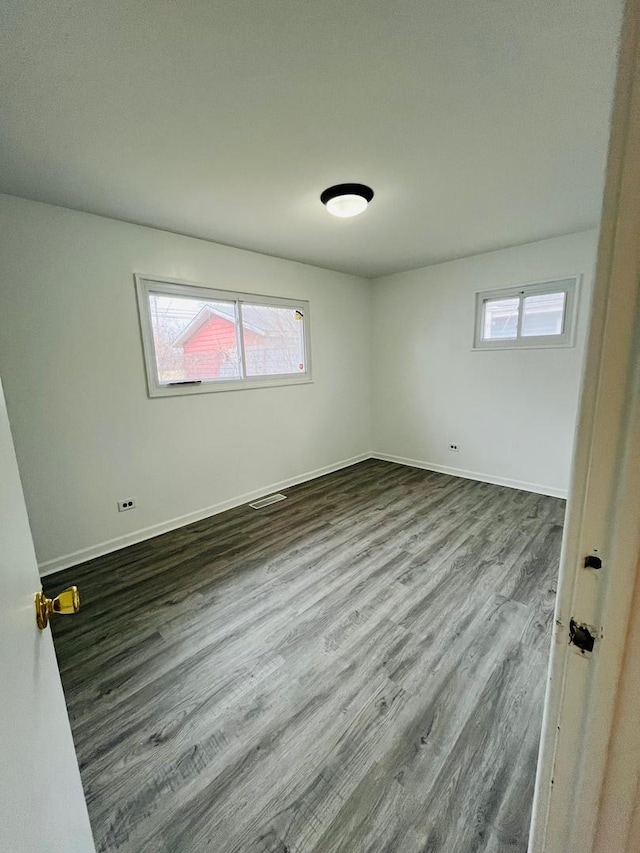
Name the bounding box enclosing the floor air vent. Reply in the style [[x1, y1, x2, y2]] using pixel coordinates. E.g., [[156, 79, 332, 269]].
[[249, 493, 287, 510]]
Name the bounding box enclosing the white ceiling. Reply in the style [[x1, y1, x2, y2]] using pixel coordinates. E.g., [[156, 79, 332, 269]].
[[0, 0, 622, 277]]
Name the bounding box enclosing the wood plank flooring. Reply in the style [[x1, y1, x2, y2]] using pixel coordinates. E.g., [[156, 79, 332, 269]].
[[45, 459, 564, 853]]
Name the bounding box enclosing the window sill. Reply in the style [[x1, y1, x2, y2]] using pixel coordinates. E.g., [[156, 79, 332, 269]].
[[472, 339, 575, 351], [147, 376, 314, 398]]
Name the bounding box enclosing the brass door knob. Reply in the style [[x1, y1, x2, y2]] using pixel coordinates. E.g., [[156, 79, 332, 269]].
[[35, 586, 80, 630]]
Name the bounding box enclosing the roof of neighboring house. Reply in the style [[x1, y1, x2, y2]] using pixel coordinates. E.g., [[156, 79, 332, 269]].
[[173, 304, 268, 347]]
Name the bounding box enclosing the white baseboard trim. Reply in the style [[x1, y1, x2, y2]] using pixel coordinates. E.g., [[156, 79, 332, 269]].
[[38, 452, 371, 576], [371, 452, 568, 500], [40, 450, 566, 576]]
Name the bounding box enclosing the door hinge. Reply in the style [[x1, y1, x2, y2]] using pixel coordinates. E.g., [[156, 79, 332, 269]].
[[569, 618, 596, 654]]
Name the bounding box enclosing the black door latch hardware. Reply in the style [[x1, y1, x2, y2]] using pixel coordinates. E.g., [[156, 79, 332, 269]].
[[569, 618, 596, 653]]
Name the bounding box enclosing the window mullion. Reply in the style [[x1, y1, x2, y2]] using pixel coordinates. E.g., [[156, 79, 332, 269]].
[[236, 300, 248, 380], [561, 289, 569, 334], [516, 293, 524, 341], [480, 299, 489, 342]]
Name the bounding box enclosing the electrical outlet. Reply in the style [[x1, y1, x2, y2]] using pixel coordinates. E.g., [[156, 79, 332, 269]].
[[117, 498, 136, 512], [449, 444, 460, 452]]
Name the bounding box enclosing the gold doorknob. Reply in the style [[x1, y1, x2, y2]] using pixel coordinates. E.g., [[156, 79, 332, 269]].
[[35, 586, 80, 630]]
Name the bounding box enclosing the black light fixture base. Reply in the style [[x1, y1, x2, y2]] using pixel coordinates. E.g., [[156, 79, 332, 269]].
[[320, 183, 374, 205]]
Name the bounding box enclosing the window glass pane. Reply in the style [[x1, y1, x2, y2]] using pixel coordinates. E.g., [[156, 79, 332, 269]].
[[241, 304, 306, 377], [482, 297, 519, 340], [521, 291, 566, 337], [148, 293, 241, 383]]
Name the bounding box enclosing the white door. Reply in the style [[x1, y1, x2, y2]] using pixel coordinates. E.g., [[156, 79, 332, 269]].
[[0, 377, 95, 853], [529, 0, 640, 848]]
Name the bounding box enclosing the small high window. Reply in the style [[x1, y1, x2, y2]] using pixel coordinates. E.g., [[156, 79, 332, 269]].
[[473, 277, 579, 350], [135, 276, 311, 396]]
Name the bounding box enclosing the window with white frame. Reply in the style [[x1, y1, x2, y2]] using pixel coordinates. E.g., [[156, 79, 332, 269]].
[[473, 277, 579, 350], [135, 276, 311, 396]]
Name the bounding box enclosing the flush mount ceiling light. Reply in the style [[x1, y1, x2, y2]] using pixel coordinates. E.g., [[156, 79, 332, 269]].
[[320, 183, 374, 218]]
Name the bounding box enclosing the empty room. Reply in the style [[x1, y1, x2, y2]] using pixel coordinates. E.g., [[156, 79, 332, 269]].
[[2, 1, 638, 852]]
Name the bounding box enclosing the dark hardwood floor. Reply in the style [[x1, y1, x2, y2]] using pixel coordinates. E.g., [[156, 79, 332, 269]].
[[45, 459, 564, 853]]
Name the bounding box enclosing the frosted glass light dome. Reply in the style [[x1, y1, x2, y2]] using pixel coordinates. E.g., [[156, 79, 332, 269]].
[[320, 183, 374, 218], [326, 194, 369, 218]]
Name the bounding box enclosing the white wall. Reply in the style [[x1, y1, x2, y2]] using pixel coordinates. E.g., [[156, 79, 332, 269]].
[[0, 195, 372, 571], [0, 195, 596, 572], [371, 230, 598, 497]]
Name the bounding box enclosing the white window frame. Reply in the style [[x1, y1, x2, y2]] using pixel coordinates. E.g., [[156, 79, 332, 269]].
[[135, 275, 312, 397], [473, 275, 581, 350]]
